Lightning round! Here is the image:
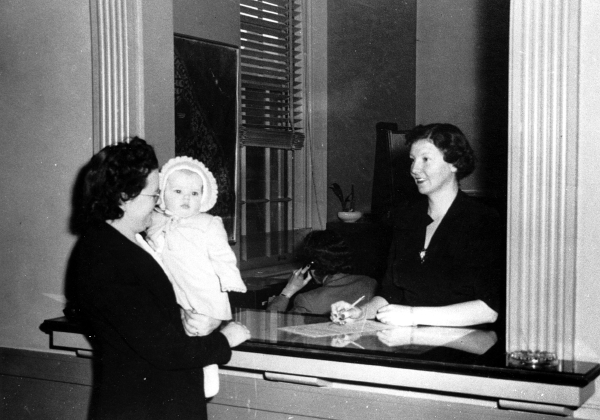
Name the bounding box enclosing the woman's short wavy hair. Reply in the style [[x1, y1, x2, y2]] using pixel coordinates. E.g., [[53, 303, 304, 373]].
[[82, 137, 158, 225], [405, 123, 476, 180], [298, 230, 353, 277]]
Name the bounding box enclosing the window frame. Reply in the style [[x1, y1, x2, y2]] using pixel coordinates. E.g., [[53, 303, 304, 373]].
[[238, 0, 324, 270]]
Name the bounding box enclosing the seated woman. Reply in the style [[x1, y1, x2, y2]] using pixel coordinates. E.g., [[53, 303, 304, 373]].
[[267, 230, 378, 315], [332, 123, 503, 327]]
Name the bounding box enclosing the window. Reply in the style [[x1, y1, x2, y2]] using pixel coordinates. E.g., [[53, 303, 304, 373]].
[[239, 0, 307, 268]]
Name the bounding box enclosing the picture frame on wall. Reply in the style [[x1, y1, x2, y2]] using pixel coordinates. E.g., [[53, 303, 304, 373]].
[[173, 34, 239, 242]]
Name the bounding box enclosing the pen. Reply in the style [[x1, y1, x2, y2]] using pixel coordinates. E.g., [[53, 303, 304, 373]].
[[349, 340, 365, 350], [348, 295, 365, 309]]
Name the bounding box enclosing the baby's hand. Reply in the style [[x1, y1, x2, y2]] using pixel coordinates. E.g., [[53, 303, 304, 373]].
[[220, 321, 251, 348]]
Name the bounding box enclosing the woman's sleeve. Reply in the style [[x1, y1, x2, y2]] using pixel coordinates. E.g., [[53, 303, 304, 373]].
[[206, 217, 247, 293], [266, 294, 290, 312], [77, 249, 232, 371], [377, 231, 404, 305], [378, 238, 402, 304], [378, 202, 412, 305], [453, 211, 504, 314], [288, 294, 312, 314]]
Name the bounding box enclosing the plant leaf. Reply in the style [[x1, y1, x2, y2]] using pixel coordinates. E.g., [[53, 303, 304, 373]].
[[345, 184, 355, 211], [329, 183, 345, 207]]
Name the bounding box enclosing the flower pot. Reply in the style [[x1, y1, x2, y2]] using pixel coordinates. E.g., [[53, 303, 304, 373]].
[[337, 211, 362, 223]]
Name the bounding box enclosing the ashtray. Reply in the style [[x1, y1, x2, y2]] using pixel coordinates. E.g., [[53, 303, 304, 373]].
[[508, 350, 559, 369]]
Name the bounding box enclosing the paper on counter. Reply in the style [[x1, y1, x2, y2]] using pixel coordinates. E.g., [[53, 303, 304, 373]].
[[278, 320, 398, 338]]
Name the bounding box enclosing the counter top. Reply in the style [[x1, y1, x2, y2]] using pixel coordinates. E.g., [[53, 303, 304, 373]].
[[40, 310, 600, 386], [230, 309, 599, 387], [41, 309, 600, 412]]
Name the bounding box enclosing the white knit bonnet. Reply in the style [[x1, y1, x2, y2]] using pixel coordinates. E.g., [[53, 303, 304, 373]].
[[158, 156, 218, 212]]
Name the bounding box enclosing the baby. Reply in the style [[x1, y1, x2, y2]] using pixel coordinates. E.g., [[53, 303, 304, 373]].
[[147, 156, 247, 398]]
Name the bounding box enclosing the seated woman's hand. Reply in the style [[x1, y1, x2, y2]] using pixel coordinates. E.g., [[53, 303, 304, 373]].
[[330, 301, 363, 324], [180, 308, 222, 336], [375, 304, 414, 326], [220, 321, 251, 348]]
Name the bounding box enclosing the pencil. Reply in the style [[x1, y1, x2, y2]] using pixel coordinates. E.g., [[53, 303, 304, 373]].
[[349, 340, 365, 350], [348, 295, 365, 309]]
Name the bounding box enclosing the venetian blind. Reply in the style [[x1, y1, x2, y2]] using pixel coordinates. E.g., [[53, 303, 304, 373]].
[[240, 0, 305, 150]]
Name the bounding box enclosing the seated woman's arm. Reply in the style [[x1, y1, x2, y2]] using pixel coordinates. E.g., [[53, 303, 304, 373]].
[[266, 294, 292, 312], [331, 297, 497, 327], [376, 299, 498, 327]]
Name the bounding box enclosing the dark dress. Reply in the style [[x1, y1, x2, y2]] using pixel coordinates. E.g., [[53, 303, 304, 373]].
[[380, 191, 503, 314], [267, 273, 378, 314], [74, 223, 232, 420]]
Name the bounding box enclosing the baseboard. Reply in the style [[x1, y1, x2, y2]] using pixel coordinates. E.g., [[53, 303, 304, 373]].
[[0, 346, 92, 386], [575, 390, 600, 420], [0, 347, 92, 419]]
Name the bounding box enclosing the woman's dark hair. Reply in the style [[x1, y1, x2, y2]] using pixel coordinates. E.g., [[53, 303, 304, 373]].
[[298, 230, 353, 277], [82, 137, 158, 225], [405, 123, 475, 180]]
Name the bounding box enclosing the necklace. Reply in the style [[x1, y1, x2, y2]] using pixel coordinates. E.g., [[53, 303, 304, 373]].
[[419, 248, 427, 263]]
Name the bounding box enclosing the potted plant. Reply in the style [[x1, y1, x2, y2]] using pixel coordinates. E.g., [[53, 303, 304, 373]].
[[329, 183, 362, 223]]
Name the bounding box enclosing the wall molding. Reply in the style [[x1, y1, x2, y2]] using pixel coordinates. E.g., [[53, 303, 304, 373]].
[[90, 0, 144, 150], [507, 0, 579, 360]]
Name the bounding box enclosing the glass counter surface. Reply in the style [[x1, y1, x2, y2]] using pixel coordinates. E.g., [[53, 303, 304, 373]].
[[232, 308, 600, 388], [40, 309, 600, 389]]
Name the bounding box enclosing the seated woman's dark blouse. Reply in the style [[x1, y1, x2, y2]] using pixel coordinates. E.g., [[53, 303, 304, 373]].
[[380, 191, 504, 314]]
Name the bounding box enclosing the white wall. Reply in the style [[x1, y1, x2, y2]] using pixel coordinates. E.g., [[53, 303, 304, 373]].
[[575, 0, 600, 363], [0, 0, 93, 350], [141, 1, 176, 165], [0, 0, 244, 353], [0, 0, 176, 352], [575, 0, 600, 417], [173, 0, 240, 46], [416, 0, 509, 195]]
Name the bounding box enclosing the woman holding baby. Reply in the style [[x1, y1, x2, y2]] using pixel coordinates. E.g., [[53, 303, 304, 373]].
[[74, 137, 249, 420]]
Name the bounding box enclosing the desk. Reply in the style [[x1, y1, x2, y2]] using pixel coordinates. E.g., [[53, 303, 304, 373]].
[[40, 311, 600, 418]]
